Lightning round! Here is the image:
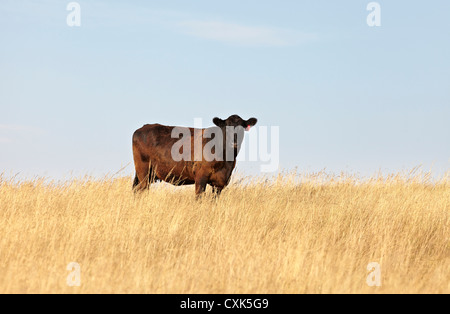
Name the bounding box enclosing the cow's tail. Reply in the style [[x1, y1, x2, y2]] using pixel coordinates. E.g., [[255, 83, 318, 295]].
[[132, 174, 139, 190]]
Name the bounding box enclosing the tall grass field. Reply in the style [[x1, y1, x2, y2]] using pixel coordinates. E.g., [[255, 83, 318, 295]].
[[0, 170, 448, 293]]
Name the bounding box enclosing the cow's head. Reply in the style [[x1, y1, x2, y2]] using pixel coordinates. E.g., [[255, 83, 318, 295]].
[[212, 115, 258, 158]]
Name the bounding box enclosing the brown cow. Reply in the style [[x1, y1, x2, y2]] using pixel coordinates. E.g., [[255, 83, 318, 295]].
[[132, 115, 257, 197]]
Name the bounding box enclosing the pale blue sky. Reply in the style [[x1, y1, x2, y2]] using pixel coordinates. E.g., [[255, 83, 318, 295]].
[[1, 0, 449, 179]]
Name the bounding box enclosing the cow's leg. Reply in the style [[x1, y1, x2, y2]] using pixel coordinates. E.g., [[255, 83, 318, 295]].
[[194, 176, 208, 199], [134, 167, 149, 192], [133, 160, 152, 192], [211, 186, 223, 198], [132, 174, 140, 190]]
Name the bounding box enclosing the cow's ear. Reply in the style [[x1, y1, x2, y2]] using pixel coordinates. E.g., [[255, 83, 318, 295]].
[[246, 118, 258, 127], [213, 117, 225, 127]]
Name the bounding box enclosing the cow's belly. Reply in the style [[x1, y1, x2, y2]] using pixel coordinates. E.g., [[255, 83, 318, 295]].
[[151, 158, 195, 185]]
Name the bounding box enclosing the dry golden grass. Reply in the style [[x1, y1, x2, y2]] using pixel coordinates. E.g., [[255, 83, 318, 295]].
[[0, 170, 448, 294]]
